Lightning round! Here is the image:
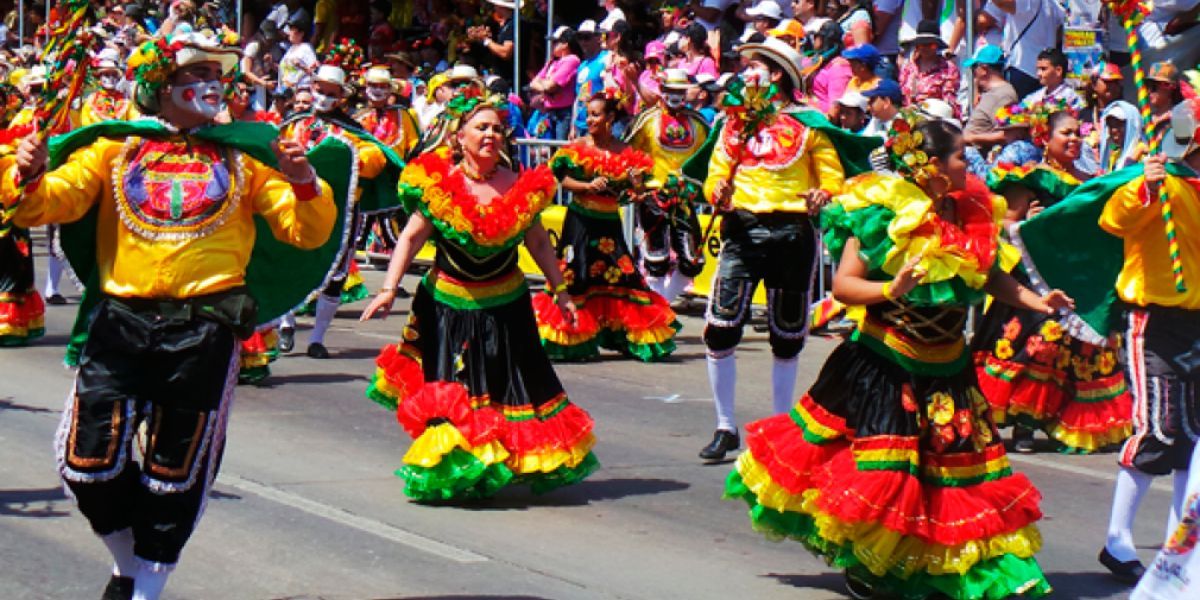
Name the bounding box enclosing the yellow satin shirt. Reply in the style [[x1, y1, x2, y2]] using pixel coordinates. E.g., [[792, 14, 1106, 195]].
[[1099, 174, 1200, 310], [704, 112, 845, 214], [626, 107, 709, 189], [354, 106, 421, 159], [281, 117, 389, 181], [1, 135, 336, 300]]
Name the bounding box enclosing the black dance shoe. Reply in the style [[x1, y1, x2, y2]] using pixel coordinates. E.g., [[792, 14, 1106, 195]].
[[46, 294, 68, 305], [1099, 547, 1146, 584], [1012, 426, 1035, 454], [100, 575, 134, 600], [277, 327, 295, 352], [307, 342, 330, 359], [698, 429, 739, 461], [844, 572, 873, 599]]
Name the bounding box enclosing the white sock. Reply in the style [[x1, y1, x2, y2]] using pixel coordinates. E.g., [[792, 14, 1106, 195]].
[[771, 357, 799, 415], [309, 295, 339, 345], [662, 271, 692, 304], [100, 528, 137, 577], [645, 275, 667, 297], [279, 311, 295, 330], [45, 254, 63, 297], [1166, 469, 1190, 539], [708, 352, 737, 432], [131, 559, 172, 600], [1106, 466, 1153, 562]]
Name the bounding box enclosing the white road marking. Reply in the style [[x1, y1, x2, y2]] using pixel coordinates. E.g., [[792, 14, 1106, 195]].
[[218, 474, 490, 564], [1008, 454, 1173, 493], [642, 394, 710, 404]]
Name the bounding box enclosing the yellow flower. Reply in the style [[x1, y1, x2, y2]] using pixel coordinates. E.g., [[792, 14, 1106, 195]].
[[597, 237, 617, 254], [974, 421, 994, 449], [1097, 351, 1117, 376], [1072, 355, 1095, 380], [604, 266, 622, 283], [927, 392, 955, 426], [1040, 320, 1064, 342], [994, 338, 1014, 360], [402, 325, 419, 342], [1056, 346, 1072, 370]]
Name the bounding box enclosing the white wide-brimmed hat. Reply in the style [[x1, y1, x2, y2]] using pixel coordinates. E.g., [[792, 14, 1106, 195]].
[[739, 36, 804, 91]]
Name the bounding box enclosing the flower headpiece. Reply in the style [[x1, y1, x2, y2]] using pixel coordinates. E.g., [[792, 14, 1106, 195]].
[[445, 86, 509, 124], [325, 38, 365, 74], [885, 108, 938, 185], [722, 76, 779, 134], [994, 97, 1077, 147], [126, 36, 186, 95]]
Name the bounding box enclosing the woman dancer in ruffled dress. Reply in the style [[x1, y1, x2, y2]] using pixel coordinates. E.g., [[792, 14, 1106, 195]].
[[726, 114, 1070, 599], [532, 94, 680, 362], [361, 91, 598, 501]]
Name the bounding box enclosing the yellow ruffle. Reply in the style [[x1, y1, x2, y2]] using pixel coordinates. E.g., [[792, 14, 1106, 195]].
[[623, 324, 678, 345], [737, 450, 1042, 577], [736, 452, 808, 513], [836, 173, 1004, 290], [403, 422, 510, 468], [0, 317, 42, 337], [537, 324, 596, 346], [1049, 423, 1132, 453], [240, 353, 272, 369], [507, 432, 596, 474]]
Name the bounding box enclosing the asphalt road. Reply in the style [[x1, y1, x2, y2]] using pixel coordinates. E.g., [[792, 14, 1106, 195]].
[[0, 253, 1174, 600]]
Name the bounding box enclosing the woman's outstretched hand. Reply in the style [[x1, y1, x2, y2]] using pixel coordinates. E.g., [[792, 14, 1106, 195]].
[[360, 290, 396, 321]]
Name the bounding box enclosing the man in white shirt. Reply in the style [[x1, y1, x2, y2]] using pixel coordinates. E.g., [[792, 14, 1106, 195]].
[[984, 0, 1065, 99], [861, 79, 902, 137], [598, 0, 626, 32], [1023, 47, 1083, 107]]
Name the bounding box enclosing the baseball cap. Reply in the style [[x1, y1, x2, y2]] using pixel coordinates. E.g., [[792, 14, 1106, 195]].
[[1148, 61, 1179, 84], [963, 45, 1005, 68], [862, 79, 903, 103], [746, 1, 783, 21], [843, 44, 881, 66], [550, 26, 572, 41], [577, 20, 598, 35], [836, 90, 868, 112]]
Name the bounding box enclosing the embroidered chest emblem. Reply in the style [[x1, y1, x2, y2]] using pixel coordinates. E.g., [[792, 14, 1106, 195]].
[[363, 110, 400, 145], [116, 138, 241, 241], [724, 116, 807, 170], [658, 114, 696, 149]]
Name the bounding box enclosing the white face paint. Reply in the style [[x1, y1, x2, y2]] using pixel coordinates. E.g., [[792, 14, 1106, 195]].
[[742, 67, 772, 89], [170, 80, 223, 120], [366, 87, 390, 102], [664, 90, 686, 110], [312, 91, 338, 113], [99, 74, 121, 90]]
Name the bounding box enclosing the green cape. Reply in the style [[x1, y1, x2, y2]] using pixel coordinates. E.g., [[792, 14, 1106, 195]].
[[49, 119, 401, 364], [680, 109, 882, 190], [1013, 163, 1191, 344]]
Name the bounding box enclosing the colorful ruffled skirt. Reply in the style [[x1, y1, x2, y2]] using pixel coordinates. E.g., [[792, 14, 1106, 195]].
[[238, 327, 280, 385], [726, 340, 1051, 599], [532, 195, 680, 362], [0, 227, 45, 346], [367, 268, 598, 500], [973, 300, 1131, 453], [295, 261, 370, 315]]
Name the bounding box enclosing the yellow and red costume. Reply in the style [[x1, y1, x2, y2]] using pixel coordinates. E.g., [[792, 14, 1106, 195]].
[[0, 126, 44, 345], [354, 104, 421, 159], [77, 89, 135, 127]]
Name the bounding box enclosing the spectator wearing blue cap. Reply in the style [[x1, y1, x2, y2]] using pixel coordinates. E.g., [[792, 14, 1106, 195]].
[[963, 45, 1019, 153], [843, 43, 882, 95], [861, 79, 903, 136]]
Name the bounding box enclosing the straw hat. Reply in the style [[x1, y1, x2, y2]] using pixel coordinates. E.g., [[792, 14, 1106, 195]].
[[739, 36, 804, 91]]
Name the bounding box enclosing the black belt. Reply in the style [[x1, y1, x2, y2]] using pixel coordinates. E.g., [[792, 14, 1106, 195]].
[[106, 287, 258, 339]]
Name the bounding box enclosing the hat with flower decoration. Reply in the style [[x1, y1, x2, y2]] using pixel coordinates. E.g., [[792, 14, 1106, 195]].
[[883, 108, 939, 186], [127, 31, 241, 113], [994, 97, 1076, 147]]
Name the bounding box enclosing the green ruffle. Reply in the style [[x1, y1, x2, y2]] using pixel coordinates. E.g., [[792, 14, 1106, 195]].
[[987, 167, 1079, 203], [542, 338, 601, 362], [342, 281, 369, 303], [397, 448, 515, 502], [365, 376, 399, 411], [596, 321, 682, 362], [399, 182, 540, 259], [517, 452, 600, 495], [820, 197, 986, 308], [725, 472, 1051, 600], [237, 365, 271, 385], [0, 327, 44, 347]]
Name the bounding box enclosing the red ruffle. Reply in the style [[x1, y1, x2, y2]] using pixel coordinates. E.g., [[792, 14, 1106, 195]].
[[0, 290, 45, 330], [240, 329, 274, 355], [582, 291, 677, 333], [976, 358, 1068, 424], [532, 292, 600, 337], [556, 141, 655, 180], [809, 449, 1043, 547], [397, 381, 506, 446], [375, 343, 425, 402], [1055, 388, 1133, 437], [498, 402, 595, 455], [745, 411, 849, 492]]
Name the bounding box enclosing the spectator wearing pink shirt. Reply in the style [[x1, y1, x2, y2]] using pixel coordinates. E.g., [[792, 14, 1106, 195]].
[[638, 41, 668, 108], [678, 23, 719, 80], [809, 20, 853, 114], [529, 26, 581, 139], [897, 20, 961, 117]]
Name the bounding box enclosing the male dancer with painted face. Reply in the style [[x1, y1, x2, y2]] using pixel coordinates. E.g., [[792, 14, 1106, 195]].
[[79, 49, 136, 127], [5, 33, 337, 600], [625, 68, 710, 303], [698, 38, 850, 461], [279, 64, 397, 358]]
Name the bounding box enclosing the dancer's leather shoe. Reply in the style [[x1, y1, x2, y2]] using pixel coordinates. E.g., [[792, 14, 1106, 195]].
[[1099, 547, 1146, 584], [698, 429, 739, 461], [307, 342, 330, 359], [100, 575, 134, 600], [277, 327, 295, 352]]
